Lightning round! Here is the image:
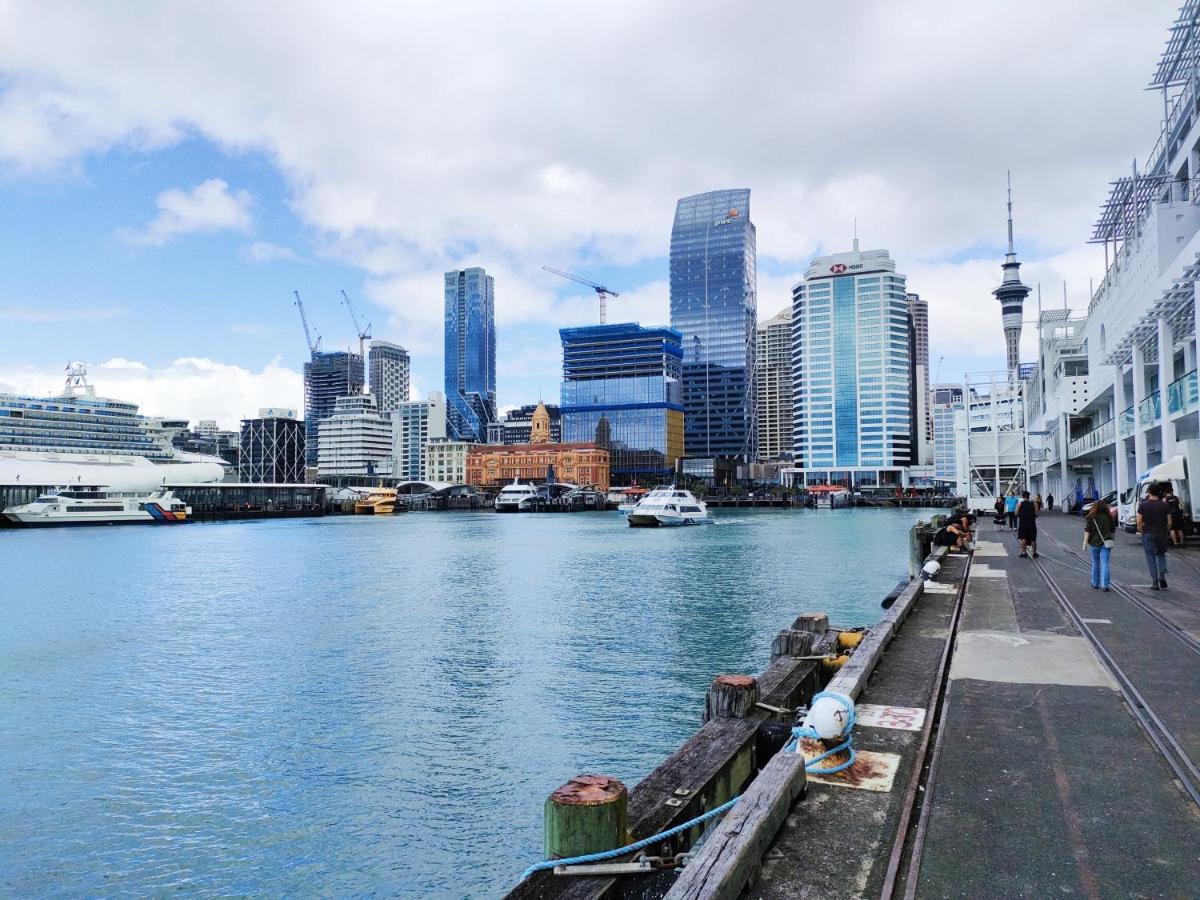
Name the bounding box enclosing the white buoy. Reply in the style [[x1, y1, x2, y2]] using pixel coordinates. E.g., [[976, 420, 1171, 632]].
[[801, 692, 854, 740], [921, 560, 941, 580]]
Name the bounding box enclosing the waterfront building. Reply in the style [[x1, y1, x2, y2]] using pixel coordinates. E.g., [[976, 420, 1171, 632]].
[[392, 391, 447, 481], [173, 424, 240, 469], [368, 340, 411, 415], [466, 442, 610, 491], [929, 384, 964, 482], [304, 350, 365, 465], [239, 409, 306, 483], [907, 292, 932, 462], [486, 402, 562, 445], [559, 322, 684, 483], [1021, 4, 1200, 507], [195, 420, 220, 438], [316, 393, 392, 477], [755, 306, 793, 462], [785, 241, 913, 489], [994, 176, 1033, 374], [444, 267, 496, 443], [425, 437, 471, 484], [669, 189, 757, 464]]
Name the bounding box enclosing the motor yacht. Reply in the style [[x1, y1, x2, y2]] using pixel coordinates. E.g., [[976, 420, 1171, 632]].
[[626, 486, 713, 527], [2, 487, 191, 527], [495, 479, 539, 512]]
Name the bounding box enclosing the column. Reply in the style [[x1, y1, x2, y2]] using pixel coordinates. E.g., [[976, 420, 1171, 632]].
[[1113, 363, 1129, 500], [1157, 315, 1176, 460], [1132, 342, 1148, 476], [1059, 412, 1069, 498]]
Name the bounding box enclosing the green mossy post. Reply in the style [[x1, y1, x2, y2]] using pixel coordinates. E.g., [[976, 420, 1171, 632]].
[[544, 774, 629, 861]]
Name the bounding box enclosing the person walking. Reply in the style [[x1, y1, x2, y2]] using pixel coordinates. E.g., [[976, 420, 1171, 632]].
[[1136, 482, 1173, 590], [1016, 490, 1039, 558], [1047, 492, 1055, 512], [1005, 492, 1019, 530], [1163, 483, 1186, 549], [1034, 492, 1044, 512], [1084, 498, 1115, 591]]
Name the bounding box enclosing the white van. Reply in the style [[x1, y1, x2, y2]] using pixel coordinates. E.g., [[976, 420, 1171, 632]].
[[1118, 439, 1198, 532]]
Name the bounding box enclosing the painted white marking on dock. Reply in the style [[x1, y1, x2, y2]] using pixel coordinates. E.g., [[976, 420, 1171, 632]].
[[922, 582, 957, 594], [806, 750, 900, 792], [856, 704, 927, 731], [972, 543, 1008, 557], [1081, 618, 1113, 624], [968, 564, 1007, 578]]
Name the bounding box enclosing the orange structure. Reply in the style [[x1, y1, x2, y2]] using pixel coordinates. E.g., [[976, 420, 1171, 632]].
[[467, 442, 610, 490]]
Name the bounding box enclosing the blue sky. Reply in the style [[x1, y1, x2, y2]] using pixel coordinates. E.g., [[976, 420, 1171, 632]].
[[0, 1, 1176, 427]]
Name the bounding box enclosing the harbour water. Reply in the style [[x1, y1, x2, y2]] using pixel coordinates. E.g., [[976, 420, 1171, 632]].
[[1, 508, 922, 897]]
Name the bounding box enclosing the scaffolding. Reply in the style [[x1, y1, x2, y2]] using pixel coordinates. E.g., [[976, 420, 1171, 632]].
[[955, 371, 1028, 510], [239, 415, 306, 483]]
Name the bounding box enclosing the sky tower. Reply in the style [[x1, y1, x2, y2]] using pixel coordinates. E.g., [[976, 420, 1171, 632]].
[[993, 173, 1031, 373]]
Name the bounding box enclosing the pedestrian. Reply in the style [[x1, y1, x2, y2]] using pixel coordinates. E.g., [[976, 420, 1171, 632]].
[[994, 496, 1006, 528], [1136, 481, 1173, 590], [1005, 492, 1019, 530], [1163, 483, 1186, 548], [1047, 492, 1055, 512], [1016, 490, 1039, 558], [1084, 498, 1115, 591], [1034, 492, 1044, 512]]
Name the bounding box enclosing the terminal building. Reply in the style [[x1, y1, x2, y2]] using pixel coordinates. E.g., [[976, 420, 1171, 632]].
[[466, 442, 610, 490], [239, 408, 306, 483]]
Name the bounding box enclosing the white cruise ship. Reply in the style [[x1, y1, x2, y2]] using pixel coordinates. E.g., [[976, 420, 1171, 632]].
[[0, 363, 226, 494]]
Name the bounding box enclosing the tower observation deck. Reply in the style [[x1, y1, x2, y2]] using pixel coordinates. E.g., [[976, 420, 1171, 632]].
[[993, 174, 1032, 372]]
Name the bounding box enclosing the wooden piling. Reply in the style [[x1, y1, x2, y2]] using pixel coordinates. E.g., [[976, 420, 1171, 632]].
[[544, 775, 629, 861], [792, 613, 829, 634], [771, 629, 815, 660], [703, 675, 759, 722]]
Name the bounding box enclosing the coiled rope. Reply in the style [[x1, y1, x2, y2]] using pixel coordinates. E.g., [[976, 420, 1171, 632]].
[[783, 691, 857, 774]]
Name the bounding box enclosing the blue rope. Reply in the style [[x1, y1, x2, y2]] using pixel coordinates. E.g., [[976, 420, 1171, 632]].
[[783, 691, 857, 774], [521, 794, 740, 880]]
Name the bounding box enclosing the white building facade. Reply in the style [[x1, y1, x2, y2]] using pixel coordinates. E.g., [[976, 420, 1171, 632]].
[[930, 383, 963, 481], [368, 341, 411, 416], [391, 391, 447, 481], [424, 438, 470, 484], [316, 393, 393, 477]]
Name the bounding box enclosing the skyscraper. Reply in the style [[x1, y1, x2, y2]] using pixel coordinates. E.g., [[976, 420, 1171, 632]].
[[906, 292, 931, 465], [391, 391, 446, 481], [929, 384, 964, 481], [368, 340, 410, 415], [755, 306, 792, 462], [669, 189, 757, 462], [303, 350, 365, 466], [560, 322, 684, 483], [994, 174, 1031, 372], [444, 267, 496, 443], [791, 242, 913, 487]]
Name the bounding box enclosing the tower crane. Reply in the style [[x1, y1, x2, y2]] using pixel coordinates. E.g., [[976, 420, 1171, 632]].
[[293, 290, 322, 355], [542, 266, 620, 324], [340, 289, 372, 362]]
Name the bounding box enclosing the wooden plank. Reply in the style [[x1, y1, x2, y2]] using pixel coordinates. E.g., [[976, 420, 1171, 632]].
[[662, 752, 808, 900], [825, 577, 925, 701]]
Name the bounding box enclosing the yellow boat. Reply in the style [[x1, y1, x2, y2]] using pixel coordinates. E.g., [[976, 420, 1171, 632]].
[[354, 487, 401, 515]]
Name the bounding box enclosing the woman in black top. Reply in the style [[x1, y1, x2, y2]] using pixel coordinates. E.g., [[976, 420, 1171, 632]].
[[1016, 490, 1038, 558], [1084, 499, 1115, 591]]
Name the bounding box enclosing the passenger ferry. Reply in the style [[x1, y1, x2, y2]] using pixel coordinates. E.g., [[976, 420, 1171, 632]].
[[626, 486, 713, 527], [610, 486, 648, 514], [2, 487, 191, 527], [495, 479, 540, 512], [354, 487, 402, 515], [809, 486, 851, 509]]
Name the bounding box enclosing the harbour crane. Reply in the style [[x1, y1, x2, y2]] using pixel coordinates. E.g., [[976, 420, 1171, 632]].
[[542, 266, 620, 324], [340, 289, 372, 362], [293, 290, 322, 356]]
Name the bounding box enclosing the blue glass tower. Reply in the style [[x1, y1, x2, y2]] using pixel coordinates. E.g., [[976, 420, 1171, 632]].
[[669, 189, 757, 462], [444, 267, 496, 443], [303, 350, 365, 466], [560, 323, 684, 483]]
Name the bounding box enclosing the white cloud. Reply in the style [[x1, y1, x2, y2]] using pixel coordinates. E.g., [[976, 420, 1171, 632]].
[[119, 178, 253, 247], [0, 357, 302, 430], [0, 305, 129, 322], [244, 240, 299, 262]]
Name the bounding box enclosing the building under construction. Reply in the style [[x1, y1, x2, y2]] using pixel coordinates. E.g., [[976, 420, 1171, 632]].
[[303, 351, 364, 466]]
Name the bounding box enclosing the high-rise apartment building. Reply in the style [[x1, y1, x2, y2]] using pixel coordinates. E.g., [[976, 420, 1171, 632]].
[[790, 242, 913, 487], [444, 267, 496, 443], [560, 322, 685, 483], [303, 350, 365, 465], [669, 189, 757, 462], [755, 306, 793, 462], [391, 391, 447, 481], [239, 409, 306, 483], [368, 341, 410, 415], [929, 384, 964, 481], [316, 393, 391, 477]]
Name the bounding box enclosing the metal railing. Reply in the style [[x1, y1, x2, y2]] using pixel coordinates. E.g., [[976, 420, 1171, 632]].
[[1138, 390, 1162, 427], [1120, 405, 1136, 437], [1167, 369, 1198, 417], [1068, 418, 1115, 459]]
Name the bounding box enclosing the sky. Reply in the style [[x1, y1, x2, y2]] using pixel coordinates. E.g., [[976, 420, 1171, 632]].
[[0, 0, 1179, 428]]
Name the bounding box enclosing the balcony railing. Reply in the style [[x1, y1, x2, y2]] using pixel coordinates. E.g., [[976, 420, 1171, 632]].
[[1167, 369, 1198, 417], [1138, 390, 1161, 427], [1068, 418, 1115, 459], [1120, 405, 1135, 437]]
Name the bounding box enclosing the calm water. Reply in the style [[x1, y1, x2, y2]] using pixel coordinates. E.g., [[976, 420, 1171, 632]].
[[1, 508, 920, 897]]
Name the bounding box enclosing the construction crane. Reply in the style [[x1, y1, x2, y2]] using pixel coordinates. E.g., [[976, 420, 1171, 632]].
[[934, 354, 946, 384], [340, 289, 371, 362], [542, 266, 620, 324], [293, 290, 321, 355]]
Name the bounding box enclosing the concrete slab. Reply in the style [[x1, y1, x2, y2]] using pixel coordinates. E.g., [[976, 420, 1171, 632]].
[[960, 575, 1019, 634], [950, 630, 1117, 688], [806, 750, 900, 792], [856, 703, 926, 731], [971, 541, 1008, 557], [966, 563, 1007, 577], [921, 581, 957, 594]]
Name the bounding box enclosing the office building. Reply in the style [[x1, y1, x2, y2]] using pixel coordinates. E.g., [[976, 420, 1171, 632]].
[[392, 391, 447, 481], [929, 384, 964, 482], [368, 340, 411, 415], [906, 292, 932, 461], [755, 306, 793, 462], [425, 438, 471, 484], [467, 442, 610, 490], [787, 241, 913, 488], [316, 393, 391, 477], [669, 189, 757, 462], [239, 409, 306, 483], [487, 403, 562, 445], [303, 350, 365, 465], [444, 267, 496, 442], [559, 322, 685, 483]]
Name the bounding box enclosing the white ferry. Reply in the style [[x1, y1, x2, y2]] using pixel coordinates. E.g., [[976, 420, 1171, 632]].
[[495, 479, 540, 512], [2, 487, 191, 527], [627, 486, 714, 527]]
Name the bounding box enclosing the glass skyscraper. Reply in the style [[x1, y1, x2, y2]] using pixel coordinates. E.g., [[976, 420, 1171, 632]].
[[669, 189, 757, 462], [559, 323, 684, 483], [303, 350, 365, 466], [790, 243, 913, 487], [444, 267, 496, 443]]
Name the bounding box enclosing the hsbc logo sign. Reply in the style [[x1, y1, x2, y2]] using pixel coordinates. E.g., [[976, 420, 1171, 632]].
[[830, 264, 847, 274]]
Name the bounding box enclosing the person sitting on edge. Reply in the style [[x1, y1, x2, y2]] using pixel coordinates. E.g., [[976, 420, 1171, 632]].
[[934, 522, 971, 552], [1005, 492, 1019, 530], [1016, 489, 1039, 559], [1163, 482, 1186, 549], [1137, 481, 1173, 590]]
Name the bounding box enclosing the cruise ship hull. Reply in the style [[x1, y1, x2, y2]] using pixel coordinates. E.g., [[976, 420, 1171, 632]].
[[0, 453, 225, 492]]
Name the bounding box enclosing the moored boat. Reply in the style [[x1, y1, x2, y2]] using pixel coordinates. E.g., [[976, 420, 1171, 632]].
[[495, 479, 539, 512], [2, 487, 191, 527], [354, 487, 402, 514]]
